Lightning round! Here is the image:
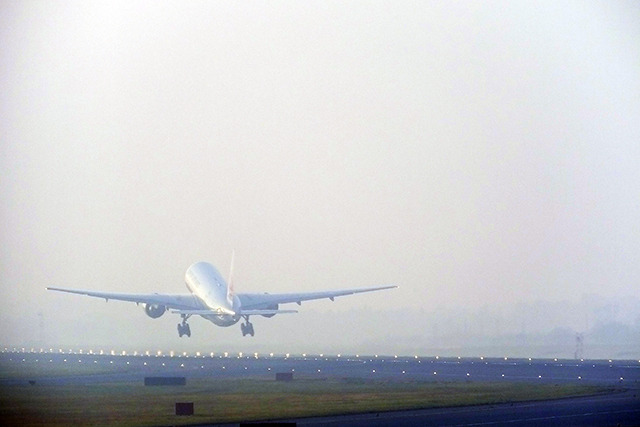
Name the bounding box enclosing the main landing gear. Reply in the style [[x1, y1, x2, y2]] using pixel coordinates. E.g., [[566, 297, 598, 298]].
[[177, 314, 191, 338], [241, 316, 254, 337]]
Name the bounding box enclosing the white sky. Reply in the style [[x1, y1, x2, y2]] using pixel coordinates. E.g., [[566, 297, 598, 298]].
[[1, 1, 639, 351]]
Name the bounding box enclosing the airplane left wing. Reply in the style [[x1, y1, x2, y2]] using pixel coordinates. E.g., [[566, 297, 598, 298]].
[[237, 285, 397, 310], [46, 287, 203, 311]]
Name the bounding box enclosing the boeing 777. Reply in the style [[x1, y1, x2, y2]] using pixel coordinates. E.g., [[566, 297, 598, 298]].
[[47, 259, 396, 337]]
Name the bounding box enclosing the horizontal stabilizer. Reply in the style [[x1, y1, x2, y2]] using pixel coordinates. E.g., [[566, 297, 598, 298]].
[[171, 308, 236, 316], [171, 308, 296, 316], [240, 309, 298, 315]]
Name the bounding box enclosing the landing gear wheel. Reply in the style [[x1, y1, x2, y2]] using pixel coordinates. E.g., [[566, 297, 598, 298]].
[[240, 316, 255, 337], [177, 314, 191, 338], [241, 317, 255, 337]]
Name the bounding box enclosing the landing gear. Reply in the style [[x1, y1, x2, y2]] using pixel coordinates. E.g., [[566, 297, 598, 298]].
[[177, 322, 191, 337], [241, 316, 254, 337], [177, 314, 191, 338]]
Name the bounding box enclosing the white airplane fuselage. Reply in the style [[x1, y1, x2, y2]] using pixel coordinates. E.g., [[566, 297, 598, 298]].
[[185, 262, 240, 327]]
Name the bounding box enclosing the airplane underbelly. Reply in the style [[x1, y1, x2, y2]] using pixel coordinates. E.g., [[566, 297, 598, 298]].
[[202, 314, 240, 327]]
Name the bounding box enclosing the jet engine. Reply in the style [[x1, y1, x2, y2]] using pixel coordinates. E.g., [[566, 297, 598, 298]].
[[144, 303, 166, 319], [261, 304, 279, 318]]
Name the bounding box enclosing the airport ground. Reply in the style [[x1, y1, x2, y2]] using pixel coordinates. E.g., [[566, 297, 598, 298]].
[[1, 350, 639, 426]]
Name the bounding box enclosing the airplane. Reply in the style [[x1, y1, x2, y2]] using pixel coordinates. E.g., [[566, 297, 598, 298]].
[[47, 258, 396, 337]]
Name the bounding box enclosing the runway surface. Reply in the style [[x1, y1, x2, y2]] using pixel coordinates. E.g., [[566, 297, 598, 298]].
[[1, 350, 639, 426], [1, 351, 638, 385], [237, 389, 639, 427]]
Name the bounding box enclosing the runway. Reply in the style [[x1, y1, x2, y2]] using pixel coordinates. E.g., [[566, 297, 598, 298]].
[[2, 350, 638, 385], [251, 390, 640, 427], [1, 350, 639, 426]]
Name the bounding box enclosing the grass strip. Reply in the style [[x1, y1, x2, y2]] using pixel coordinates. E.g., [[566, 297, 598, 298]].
[[0, 377, 613, 426]]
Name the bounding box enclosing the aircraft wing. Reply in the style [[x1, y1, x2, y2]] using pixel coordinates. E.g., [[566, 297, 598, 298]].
[[237, 285, 397, 310], [46, 287, 203, 310]]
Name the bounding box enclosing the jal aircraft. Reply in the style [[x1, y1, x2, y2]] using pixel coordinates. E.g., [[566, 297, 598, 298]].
[[47, 259, 396, 337]]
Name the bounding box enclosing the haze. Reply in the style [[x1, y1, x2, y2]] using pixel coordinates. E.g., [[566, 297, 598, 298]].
[[1, 1, 639, 358]]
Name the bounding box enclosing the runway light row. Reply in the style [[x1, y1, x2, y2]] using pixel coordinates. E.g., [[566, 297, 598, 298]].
[[2, 348, 639, 365], [9, 351, 640, 372], [3, 357, 627, 381]]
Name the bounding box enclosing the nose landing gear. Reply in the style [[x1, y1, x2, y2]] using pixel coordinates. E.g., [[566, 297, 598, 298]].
[[177, 314, 191, 337], [241, 316, 254, 337]]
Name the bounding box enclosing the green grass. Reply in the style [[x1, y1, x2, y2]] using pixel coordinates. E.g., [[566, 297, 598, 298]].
[[0, 377, 613, 427], [0, 358, 134, 379]]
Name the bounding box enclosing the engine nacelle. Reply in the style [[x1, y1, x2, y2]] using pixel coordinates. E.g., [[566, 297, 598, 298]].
[[144, 303, 166, 319], [262, 304, 278, 318]]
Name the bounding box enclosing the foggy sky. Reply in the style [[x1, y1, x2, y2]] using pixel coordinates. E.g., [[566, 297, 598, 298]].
[[1, 1, 639, 357]]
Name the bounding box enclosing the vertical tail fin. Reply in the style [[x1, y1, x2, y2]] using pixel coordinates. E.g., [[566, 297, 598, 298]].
[[227, 250, 235, 305]]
